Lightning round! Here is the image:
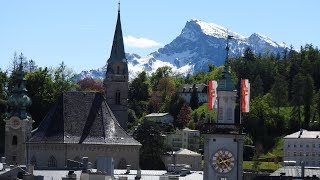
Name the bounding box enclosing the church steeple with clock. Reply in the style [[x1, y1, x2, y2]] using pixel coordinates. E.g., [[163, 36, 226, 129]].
[[103, 2, 129, 130], [4, 62, 34, 165], [203, 35, 245, 180]]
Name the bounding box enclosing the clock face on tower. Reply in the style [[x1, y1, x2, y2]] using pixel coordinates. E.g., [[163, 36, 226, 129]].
[[211, 149, 235, 173]]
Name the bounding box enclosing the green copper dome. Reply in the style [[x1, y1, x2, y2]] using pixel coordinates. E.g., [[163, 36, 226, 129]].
[[7, 63, 32, 120]]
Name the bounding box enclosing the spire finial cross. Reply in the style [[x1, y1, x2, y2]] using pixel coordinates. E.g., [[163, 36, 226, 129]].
[[118, 0, 120, 12]]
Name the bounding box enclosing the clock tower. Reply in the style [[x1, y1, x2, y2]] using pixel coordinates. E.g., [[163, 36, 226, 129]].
[[103, 4, 129, 130], [4, 62, 34, 165], [203, 36, 245, 180]]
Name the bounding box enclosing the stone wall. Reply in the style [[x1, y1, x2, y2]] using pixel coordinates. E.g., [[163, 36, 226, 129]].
[[28, 144, 140, 169]]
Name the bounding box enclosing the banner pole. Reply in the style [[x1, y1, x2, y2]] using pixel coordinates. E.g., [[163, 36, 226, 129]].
[[239, 78, 242, 125]]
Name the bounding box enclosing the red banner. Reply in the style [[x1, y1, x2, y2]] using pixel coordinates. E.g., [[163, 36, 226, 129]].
[[241, 79, 250, 112], [208, 80, 218, 110]]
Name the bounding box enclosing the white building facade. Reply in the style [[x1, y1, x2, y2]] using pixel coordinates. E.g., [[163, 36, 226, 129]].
[[165, 128, 200, 152], [284, 129, 320, 167]]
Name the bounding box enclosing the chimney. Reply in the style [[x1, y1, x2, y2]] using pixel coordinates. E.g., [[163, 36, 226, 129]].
[[135, 169, 141, 180], [301, 161, 305, 179], [125, 165, 131, 174], [27, 164, 34, 175], [62, 171, 77, 180], [82, 157, 88, 172], [0, 157, 5, 163]]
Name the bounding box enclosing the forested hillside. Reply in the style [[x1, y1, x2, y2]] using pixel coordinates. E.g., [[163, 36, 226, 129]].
[[1, 44, 320, 155]]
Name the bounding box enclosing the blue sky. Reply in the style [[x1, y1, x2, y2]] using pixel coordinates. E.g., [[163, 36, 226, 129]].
[[1, 0, 319, 73]]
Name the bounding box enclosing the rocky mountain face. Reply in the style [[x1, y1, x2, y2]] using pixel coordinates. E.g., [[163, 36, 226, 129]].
[[75, 19, 286, 81]]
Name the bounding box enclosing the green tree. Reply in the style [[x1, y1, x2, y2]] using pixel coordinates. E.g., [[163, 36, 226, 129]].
[[150, 66, 172, 90], [290, 73, 305, 131], [270, 74, 288, 113], [133, 121, 165, 170], [251, 75, 264, 98], [303, 74, 314, 128], [25, 68, 57, 127], [129, 71, 149, 102], [189, 86, 199, 110]]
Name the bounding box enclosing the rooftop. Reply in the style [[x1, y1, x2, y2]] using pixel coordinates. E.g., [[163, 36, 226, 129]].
[[145, 113, 170, 117], [28, 92, 140, 146], [174, 149, 201, 156], [270, 166, 320, 178], [284, 129, 320, 139]]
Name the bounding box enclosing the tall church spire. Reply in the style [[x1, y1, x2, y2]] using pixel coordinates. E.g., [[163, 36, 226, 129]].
[[108, 2, 126, 63]]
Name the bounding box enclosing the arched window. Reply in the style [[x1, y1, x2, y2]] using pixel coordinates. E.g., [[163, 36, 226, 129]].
[[117, 66, 120, 74], [30, 156, 37, 166], [48, 156, 57, 167], [118, 158, 127, 169], [12, 136, 17, 145], [115, 90, 121, 105]]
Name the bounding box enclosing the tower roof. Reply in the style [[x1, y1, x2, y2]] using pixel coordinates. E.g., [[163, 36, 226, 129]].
[[7, 62, 32, 120], [217, 35, 236, 91], [108, 10, 126, 63]]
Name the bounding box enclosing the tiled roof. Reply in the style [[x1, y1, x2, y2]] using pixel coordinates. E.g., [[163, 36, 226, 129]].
[[177, 84, 207, 93], [145, 113, 170, 117], [270, 166, 320, 177], [284, 129, 320, 139], [28, 92, 140, 146], [175, 149, 201, 156]]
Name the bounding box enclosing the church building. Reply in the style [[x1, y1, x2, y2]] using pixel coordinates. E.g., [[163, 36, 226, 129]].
[[4, 6, 141, 169]]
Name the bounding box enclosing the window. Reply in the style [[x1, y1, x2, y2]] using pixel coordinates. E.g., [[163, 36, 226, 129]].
[[306, 152, 309, 156], [306, 144, 309, 148], [12, 136, 17, 145], [287, 152, 290, 157], [288, 144, 290, 148], [220, 177, 227, 180], [293, 152, 297, 156], [313, 152, 316, 157], [312, 161, 315, 166], [294, 144, 296, 148], [227, 108, 232, 121], [12, 156, 16, 162], [117, 66, 120, 74], [48, 156, 57, 167], [306, 161, 309, 165], [300, 152, 303, 156], [115, 90, 121, 105], [300, 144, 303, 148]]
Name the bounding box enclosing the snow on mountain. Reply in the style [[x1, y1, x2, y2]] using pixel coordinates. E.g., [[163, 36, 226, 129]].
[[75, 19, 286, 81]]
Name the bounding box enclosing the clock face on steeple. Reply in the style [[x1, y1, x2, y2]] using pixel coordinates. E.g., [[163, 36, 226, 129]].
[[211, 149, 235, 173]]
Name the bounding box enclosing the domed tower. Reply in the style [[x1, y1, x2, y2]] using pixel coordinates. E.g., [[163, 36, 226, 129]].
[[204, 36, 245, 180], [4, 63, 33, 165], [103, 4, 129, 130]]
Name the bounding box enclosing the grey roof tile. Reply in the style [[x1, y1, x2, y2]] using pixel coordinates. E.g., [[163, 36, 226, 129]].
[[28, 92, 140, 146]]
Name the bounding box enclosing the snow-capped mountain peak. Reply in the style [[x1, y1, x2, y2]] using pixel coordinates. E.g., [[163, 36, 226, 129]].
[[75, 19, 287, 81]]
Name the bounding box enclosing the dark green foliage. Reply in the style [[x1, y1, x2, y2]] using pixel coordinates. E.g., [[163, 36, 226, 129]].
[[270, 74, 288, 113], [129, 71, 149, 102], [133, 121, 165, 170], [189, 86, 199, 110], [150, 66, 172, 90], [303, 75, 314, 128], [251, 75, 264, 98]]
